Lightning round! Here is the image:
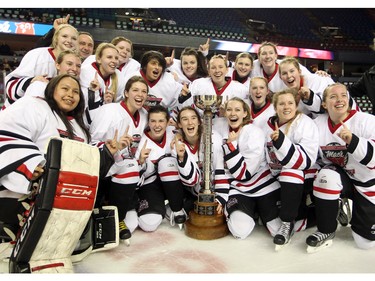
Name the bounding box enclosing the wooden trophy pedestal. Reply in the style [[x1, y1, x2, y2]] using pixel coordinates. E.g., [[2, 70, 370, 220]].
[[185, 201, 229, 240]]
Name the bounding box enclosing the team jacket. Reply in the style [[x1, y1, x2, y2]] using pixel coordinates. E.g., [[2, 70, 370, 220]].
[[314, 110, 375, 204]]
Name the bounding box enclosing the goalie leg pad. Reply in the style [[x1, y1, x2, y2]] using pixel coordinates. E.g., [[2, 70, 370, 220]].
[[9, 138, 100, 273]]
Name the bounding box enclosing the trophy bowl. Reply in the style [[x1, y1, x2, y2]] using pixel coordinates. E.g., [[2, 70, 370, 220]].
[[194, 95, 223, 112]]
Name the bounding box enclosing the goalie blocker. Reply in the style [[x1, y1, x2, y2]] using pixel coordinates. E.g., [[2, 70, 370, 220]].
[[8, 138, 118, 273]]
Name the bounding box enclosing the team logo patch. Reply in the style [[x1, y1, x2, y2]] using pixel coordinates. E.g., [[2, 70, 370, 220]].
[[227, 197, 238, 209], [143, 95, 162, 111], [321, 142, 348, 167], [138, 199, 149, 212], [129, 133, 141, 157], [266, 141, 282, 170]]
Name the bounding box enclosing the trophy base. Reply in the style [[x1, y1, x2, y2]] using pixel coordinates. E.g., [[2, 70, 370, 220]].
[[185, 201, 229, 240]]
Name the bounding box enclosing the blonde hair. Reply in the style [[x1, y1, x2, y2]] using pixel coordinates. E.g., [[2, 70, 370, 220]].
[[235, 52, 254, 65], [272, 88, 301, 135], [278, 56, 301, 75], [208, 54, 227, 69], [322, 82, 347, 103], [52, 24, 78, 49], [56, 49, 80, 64], [95, 42, 119, 101], [250, 76, 269, 88]]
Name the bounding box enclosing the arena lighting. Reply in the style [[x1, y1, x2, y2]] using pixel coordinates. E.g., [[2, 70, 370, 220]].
[[0, 19, 334, 61], [211, 39, 334, 60], [0, 20, 52, 36]]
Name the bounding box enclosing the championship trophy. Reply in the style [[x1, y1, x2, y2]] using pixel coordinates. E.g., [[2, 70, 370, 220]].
[[184, 95, 229, 240]]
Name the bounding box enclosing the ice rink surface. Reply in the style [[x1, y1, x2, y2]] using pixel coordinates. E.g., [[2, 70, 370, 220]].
[[1, 218, 375, 280]]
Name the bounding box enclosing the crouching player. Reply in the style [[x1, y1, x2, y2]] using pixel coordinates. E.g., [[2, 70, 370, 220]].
[[0, 74, 120, 272], [307, 83, 375, 253]]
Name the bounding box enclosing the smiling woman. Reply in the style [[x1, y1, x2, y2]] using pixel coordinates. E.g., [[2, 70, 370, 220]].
[[0, 74, 90, 240], [3, 24, 79, 109]]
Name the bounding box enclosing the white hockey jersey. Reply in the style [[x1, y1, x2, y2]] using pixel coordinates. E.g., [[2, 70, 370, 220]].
[[79, 61, 126, 121], [135, 126, 176, 186], [179, 77, 250, 117], [89, 101, 148, 159], [4, 47, 57, 108], [250, 99, 276, 135], [250, 59, 314, 93], [0, 96, 87, 196], [171, 138, 202, 196], [227, 67, 251, 91], [314, 110, 375, 204], [124, 70, 182, 111], [83, 55, 141, 85], [264, 113, 319, 181], [213, 118, 280, 198]]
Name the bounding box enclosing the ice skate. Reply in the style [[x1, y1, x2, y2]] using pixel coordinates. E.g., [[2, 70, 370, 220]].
[[119, 221, 131, 246], [306, 231, 335, 253], [165, 203, 187, 230], [273, 221, 294, 251], [337, 198, 351, 227], [169, 209, 187, 230]]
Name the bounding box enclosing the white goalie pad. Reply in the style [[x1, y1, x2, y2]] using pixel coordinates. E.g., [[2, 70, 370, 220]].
[[9, 138, 100, 273]]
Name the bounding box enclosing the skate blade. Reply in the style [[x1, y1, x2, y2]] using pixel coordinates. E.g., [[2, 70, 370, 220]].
[[121, 239, 130, 247], [306, 240, 333, 254], [275, 240, 291, 252]]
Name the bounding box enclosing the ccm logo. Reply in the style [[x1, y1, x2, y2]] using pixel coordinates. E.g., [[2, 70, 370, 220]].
[[60, 188, 93, 196], [13, 206, 36, 257]]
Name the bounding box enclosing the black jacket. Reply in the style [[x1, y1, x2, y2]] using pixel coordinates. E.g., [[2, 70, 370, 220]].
[[347, 65, 375, 115]]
